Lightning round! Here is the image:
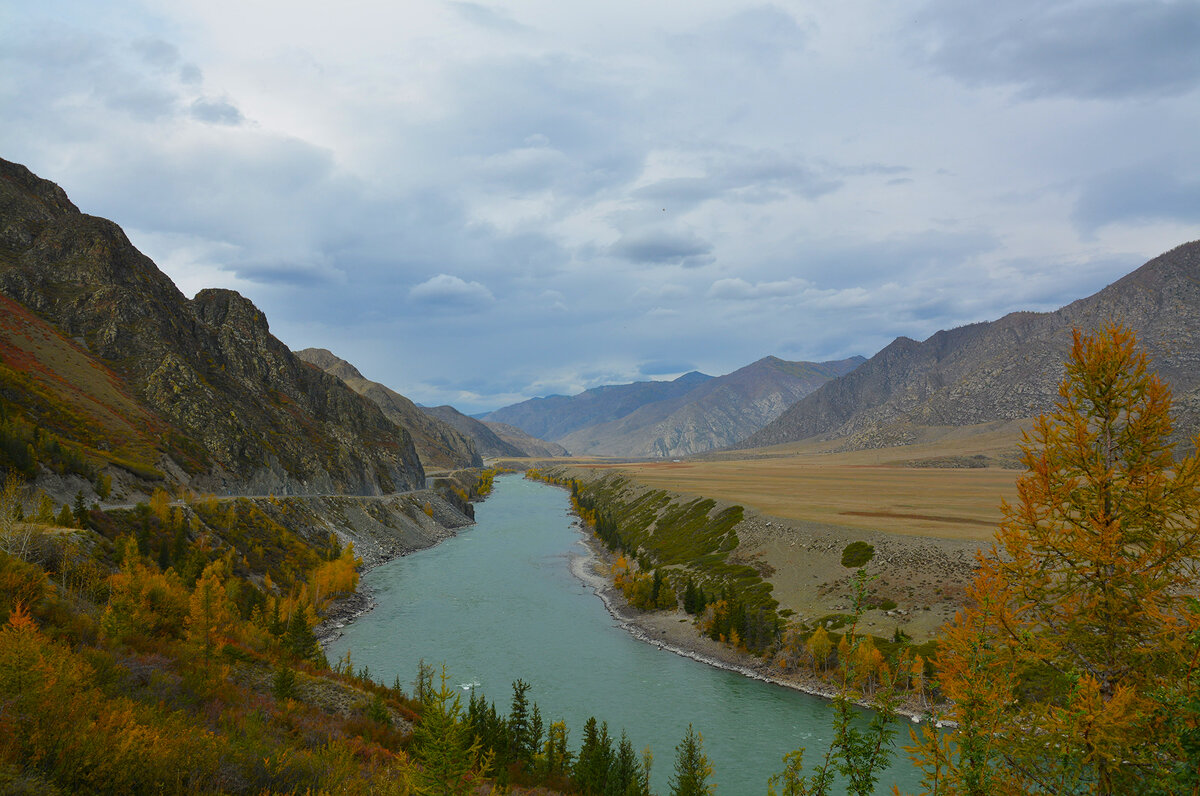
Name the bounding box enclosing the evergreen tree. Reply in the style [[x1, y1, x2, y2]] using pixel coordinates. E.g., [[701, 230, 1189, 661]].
[[508, 678, 534, 768], [610, 731, 647, 796], [574, 716, 614, 795], [283, 601, 321, 665], [668, 724, 714, 796], [411, 666, 491, 796], [72, 490, 87, 528]]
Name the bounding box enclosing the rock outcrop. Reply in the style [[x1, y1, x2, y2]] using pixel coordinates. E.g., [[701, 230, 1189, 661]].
[[296, 348, 483, 470]]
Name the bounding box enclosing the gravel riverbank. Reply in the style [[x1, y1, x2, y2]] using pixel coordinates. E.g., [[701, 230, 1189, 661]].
[[566, 520, 931, 723]]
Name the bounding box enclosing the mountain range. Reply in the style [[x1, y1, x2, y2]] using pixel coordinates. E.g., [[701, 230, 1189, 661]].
[[743, 240, 1200, 451], [484, 356, 864, 458], [5, 154, 1198, 490]]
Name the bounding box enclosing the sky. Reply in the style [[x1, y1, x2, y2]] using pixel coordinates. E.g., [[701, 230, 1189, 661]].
[[2, 1, 1199, 414]]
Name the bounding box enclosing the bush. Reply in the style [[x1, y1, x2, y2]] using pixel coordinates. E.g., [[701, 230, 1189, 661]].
[[840, 541, 875, 568]]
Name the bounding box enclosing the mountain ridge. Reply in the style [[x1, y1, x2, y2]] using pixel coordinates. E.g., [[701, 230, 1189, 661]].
[[555, 355, 865, 458], [742, 240, 1200, 451]]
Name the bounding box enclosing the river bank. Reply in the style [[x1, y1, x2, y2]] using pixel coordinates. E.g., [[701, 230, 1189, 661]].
[[315, 493, 476, 646], [566, 519, 932, 723]]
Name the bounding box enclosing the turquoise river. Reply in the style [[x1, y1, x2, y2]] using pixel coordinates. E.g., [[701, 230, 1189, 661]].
[[327, 474, 926, 794]]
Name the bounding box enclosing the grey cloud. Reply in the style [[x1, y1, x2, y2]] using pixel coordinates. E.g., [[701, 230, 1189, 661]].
[[439, 54, 643, 200], [675, 5, 810, 69], [179, 63, 203, 85], [102, 85, 178, 120], [788, 230, 1001, 291], [634, 149, 843, 210], [610, 231, 714, 267], [449, 2, 530, 33], [1074, 164, 1200, 231], [638, 360, 698, 377], [131, 37, 180, 69], [918, 0, 1200, 99], [190, 97, 244, 126], [707, 277, 806, 301]]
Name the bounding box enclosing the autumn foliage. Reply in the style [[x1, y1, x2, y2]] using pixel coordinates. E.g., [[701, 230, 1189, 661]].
[[911, 325, 1200, 794]]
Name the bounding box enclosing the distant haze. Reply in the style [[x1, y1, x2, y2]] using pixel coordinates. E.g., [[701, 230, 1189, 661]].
[[4, 1, 1199, 413]]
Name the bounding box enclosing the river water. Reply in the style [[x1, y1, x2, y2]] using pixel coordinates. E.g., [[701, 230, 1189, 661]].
[[326, 474, 924, 794]]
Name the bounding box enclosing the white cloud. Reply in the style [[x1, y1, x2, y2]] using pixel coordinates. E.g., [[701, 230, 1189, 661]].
[[409, 274, 496, 306]]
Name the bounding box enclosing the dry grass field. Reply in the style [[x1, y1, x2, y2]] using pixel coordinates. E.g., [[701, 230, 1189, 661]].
[[582, 425, 1028, 541], [540, 426, 1033, 639]]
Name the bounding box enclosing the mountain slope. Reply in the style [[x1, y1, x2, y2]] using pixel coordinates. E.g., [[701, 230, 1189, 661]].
[[557, 356, 865, 458], [296, 348, 482, 470], [482, 421, 570, 458], [421, 404, 528, 459], [743, 241, 1200, 451], [0, 157, 424, 495], [483, 371, 714, 441]]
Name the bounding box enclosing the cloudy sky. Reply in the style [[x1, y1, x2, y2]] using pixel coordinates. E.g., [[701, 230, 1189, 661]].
[[3, 1, 1199, 413]]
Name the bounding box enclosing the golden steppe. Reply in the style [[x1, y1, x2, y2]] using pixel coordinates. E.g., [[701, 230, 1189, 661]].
[[526, 423, 1030, 640]]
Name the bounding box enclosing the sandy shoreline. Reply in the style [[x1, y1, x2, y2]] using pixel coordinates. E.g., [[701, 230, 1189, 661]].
[[566, 520, 931, 723]]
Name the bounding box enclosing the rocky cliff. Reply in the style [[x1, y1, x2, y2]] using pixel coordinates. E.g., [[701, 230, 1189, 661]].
[[0, 157, 424, 495], [296, 348, 482, 470], [743, 241, 1200, 450]]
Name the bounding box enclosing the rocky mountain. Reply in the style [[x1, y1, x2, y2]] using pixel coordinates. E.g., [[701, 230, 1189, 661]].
[[484, 421, 570, 458], [0, 157, 425, 495], [556, 356, 865, 458], [743, 241, 1200, 451], [295, 348, 482, 470], [483, 371, 714, 442], [420, 405, 528, 459]]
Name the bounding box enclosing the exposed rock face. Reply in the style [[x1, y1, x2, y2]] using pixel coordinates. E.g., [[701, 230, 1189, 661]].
[[0, 157, 424, 495], [556, 356, 865, 458], [296, 348, 483, 470], [743, 241, 1200, 450], [420, 404, 529, 459]]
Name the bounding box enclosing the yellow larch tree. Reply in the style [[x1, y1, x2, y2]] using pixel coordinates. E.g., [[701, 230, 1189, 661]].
[[912, 325, 1200, 795]]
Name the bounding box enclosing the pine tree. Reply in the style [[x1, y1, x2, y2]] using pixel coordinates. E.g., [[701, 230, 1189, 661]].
[[574, 716, 613, 795], [283, 601, 321, 665], [411, 665, 491, 796], [668, 723, 714, 796], [508, 678, 533, 768]]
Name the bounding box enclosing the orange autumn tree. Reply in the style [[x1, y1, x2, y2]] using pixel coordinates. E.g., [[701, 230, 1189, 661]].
[[911, 325, 1200, 794]]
